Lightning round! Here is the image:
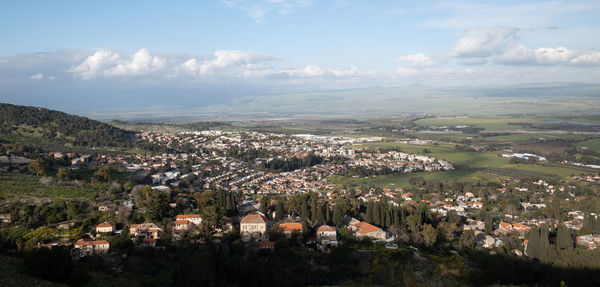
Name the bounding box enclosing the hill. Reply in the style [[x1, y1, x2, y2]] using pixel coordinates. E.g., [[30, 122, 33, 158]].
[[0, 103, 132, 148]]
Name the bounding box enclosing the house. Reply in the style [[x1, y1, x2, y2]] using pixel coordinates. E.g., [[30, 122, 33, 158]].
[[497, 221, 531, 237], [279, 222, 302, 237], [176, 214, 203, 225], [463, 219, 485, 231], [350, 221, 387, 240], [73, 239, 110, 256], [576, 234, 600, 250], [240, 213, 267, 242], [130, 223, 163, 240], [316, 225, 337, 244], [472, 202, 484, 209], [96, 222, 115, 233], [474, 231, 495, 248], [175, 220, 193, 231]]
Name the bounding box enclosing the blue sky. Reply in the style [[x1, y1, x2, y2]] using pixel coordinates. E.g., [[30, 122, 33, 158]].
[[1, 0, 599, 112]]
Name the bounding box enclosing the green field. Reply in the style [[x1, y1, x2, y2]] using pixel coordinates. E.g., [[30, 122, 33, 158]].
[[414, 117, 542, 131], [336, 141, 598, 188], [0, 173, 99, 201]]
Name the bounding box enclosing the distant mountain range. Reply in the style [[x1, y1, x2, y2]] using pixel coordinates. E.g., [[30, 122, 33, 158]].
[[0, 103, 133, 148]]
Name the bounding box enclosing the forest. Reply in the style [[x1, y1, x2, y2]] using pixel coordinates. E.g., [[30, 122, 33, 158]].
[[0, 103, 133, 148]]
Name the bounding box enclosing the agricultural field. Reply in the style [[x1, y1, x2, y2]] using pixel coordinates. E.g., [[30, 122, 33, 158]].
[[0, 173, 100, 201], [336, 140, 599, 189], [414, 117, 543, 131]]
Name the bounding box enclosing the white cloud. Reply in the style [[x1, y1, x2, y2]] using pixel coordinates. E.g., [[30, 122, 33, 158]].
[[180, 50, 278, 76], [570, 52, 600, 66], [29, 73, 44, 80], [107, 48, 165, 77], [496, 45, 600, 66], [222, 0, 313, 22], [69, 49, 165, 79], [69, 50, 120, 79], [397, 53, 437, 66], [451, 27, 518, 58], [302, 64, 324, 76], [394, 66, 419, 76]]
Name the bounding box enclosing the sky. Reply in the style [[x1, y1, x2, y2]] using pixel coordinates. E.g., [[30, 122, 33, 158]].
[[0, 0, 599, 113]]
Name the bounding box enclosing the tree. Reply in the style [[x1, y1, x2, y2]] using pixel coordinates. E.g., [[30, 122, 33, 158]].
[[423, 224, 437, 247], [459, 229, 475, 250], [447, 210, 460, 225], [485, 213, 494, 234], [93, 166, 112, 182], [56, 168, 70, 180], [28, 158, 49, 176], [275, 200, 285, 221], [556, 224, 573, 252], [261, 195, 270, 215], [301, 201, 309, 221], [333, 205, 344, 227], [373, 203, 381, 226], [366, 201, 374, 223], [437, 222, 456, 242]]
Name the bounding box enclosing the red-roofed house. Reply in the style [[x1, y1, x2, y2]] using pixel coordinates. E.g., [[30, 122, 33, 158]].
[[96, 222, 115, 233], [241, 213, 267, 242], [176, 214, 203, 225], [316, 225, 337, 244], [351, 221, 387, 239], [279, 222, 302, 237], [74, 239, 110, 256]]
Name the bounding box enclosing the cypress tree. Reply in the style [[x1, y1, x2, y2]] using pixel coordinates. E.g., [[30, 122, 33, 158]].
[[275, 200, 285, 221], [373, 203, 381, 226], [333, 205, 344, 227], [366, 201, 374, 223], [556, 224, 573, 252], [301, 201, 309, 221], [325, 205, 332, 225]]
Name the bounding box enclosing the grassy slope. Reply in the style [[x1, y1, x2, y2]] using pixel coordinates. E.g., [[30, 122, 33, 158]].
[[0, 173, 99, 201]]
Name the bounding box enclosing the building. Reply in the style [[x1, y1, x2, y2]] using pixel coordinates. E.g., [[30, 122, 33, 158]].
[[350, 221, 387, 240], [240, 213, 267, 242], [73, 239, 110, 256], [176, 214, 203, 225], [129, 223, 163, 240], [316, 225, 337, 244], [279, 222, 302, 237], [175, 220, 193, 231], [96, 221, 115, 233]]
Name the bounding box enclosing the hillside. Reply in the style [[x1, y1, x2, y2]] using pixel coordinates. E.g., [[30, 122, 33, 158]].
[[0, 103, 132, 148]]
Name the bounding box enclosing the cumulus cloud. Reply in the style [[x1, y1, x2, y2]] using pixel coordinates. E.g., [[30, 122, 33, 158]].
[[496, 45, 600, 66], [69, 50, 120, 79], [108, 49, 165, 77], [448, 27, 600, 67], [29, 73, 44, 80], [451, 27, 518, 59], [397, 53, 437, 66], [180, 50, 278, 75], [69, 49, 165, 79]]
